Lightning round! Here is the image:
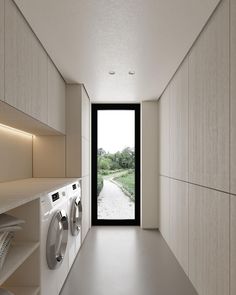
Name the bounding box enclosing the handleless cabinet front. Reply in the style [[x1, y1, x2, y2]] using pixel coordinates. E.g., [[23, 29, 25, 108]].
[[0, 0, 4, 102], [47, 58, 65, 134], [5, 0, 48, 124], [5, 0, 32, 114]]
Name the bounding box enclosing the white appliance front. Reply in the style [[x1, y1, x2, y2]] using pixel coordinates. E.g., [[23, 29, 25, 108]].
[[40, 186, 69, 295], [67, 181, 82, 269]]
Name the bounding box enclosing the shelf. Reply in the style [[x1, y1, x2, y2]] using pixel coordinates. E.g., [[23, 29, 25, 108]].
[[4, 286, 40, 295], [0, 242, 39, 285]]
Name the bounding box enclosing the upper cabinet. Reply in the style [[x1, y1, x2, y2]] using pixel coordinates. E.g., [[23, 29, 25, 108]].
[[3, 0, 65, 134], [188, 0, 230, 192], [47, 58, 65, 134], [5, 0, 34, 115], [31, 35, 48, 123], [0, 0, 4, 101]]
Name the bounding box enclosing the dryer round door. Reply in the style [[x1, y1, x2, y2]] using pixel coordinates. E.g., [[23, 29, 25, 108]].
[[46, 209, 69, 270], [70, 197, 82, 236]]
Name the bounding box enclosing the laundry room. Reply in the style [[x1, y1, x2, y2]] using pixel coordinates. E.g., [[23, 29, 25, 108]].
[[1, 0, 236, 294]]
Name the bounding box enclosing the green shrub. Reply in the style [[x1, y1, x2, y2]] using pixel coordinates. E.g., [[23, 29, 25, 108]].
[[97, 174, 104, 196]]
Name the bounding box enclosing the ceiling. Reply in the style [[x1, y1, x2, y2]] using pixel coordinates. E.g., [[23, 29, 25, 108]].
[[14, 0, 220, 102]]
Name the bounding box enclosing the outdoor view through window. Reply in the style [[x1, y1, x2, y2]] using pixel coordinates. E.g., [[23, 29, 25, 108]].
[[97, 110, 135, 220]]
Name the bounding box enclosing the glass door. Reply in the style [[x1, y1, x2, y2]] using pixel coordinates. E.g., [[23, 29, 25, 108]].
[[92, 104, 140, 225]]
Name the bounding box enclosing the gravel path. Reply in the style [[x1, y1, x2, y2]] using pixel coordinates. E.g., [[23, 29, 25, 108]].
[[98, 179, 134, 220]]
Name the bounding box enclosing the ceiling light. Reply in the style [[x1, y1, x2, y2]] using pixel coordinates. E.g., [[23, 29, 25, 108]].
[[109, 71, 116, 75], [128, 71, 135, 75]]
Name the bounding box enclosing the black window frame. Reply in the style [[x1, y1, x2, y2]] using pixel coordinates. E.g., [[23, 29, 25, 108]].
[[91, 104, 140, 226]]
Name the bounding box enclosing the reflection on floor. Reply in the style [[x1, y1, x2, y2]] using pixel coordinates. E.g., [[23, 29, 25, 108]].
[[60, 227, 197, 295]]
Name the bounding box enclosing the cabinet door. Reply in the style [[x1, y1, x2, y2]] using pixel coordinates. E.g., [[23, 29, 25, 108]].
[[159, 88, 170, 177], [159, 176, 170, 244], [5, 0, 32, 114], [82, 175, 90, 242], [189, 185, 229, 295], [81, 87, 90, 140], [48, 58, 65, 133], [231, 195, 236, 295], [0, 0, 3, 101], [231, 0, 236, 194], [169, 179, 188, 274], [169, 59, 188, 181], [189, 0, 229, 192], [31, 37, 48, 123]]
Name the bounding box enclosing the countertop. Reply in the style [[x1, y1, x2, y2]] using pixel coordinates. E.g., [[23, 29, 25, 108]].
[[0, 178, 80, 214]]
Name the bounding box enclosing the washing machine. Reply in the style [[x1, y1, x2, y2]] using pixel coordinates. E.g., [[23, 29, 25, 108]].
[[67, 180, 82, 269], [40, 186, 69, 295]]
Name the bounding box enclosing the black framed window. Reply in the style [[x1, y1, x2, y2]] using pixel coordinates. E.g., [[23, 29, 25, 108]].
[[91, 104, 140, 225]]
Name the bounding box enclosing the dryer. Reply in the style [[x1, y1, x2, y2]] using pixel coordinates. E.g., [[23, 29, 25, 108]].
[[40, 186, 69, 295], [67, 180, 82, 269]]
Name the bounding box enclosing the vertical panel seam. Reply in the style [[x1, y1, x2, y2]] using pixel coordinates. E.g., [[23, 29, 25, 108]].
[[229, 0, 231, 293]]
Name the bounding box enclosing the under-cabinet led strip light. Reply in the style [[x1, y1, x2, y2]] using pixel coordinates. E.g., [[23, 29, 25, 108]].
[[0, 123, 33, 138]]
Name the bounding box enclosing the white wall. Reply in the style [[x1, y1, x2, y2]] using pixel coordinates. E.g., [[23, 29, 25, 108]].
[[0, 124, 32, 182], [141, 101, 158, 229]]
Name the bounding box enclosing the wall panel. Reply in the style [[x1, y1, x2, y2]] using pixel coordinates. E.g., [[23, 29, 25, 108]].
[[188, 0, 229, 191], [189, 185, 229, 295], [230, 0, 236, 194], [169, 59, 188, 181], [0, 0, 4, 101], [159, 176, 170, 244], [159, 88, 170, 177], [169, 179, 188, 274]]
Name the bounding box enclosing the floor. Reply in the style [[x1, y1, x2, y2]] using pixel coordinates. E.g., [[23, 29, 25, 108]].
[[60, 227, 197, 295], [98, 179, 134, 220]]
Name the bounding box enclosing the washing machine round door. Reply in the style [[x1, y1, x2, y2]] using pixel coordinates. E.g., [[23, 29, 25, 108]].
[[70, 197, 82, 236], [46, 209, 69, 270]]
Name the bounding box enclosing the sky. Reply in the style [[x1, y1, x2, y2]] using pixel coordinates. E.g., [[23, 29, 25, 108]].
[[98, 110, 134, 153]]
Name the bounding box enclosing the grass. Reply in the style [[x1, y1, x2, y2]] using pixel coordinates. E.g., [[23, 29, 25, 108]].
[[97, 173, 104, 196], [114, 169, 135, 200]]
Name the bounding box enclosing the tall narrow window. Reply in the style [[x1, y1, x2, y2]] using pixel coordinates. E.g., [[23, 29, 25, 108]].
[[92, 104, 140, 225]]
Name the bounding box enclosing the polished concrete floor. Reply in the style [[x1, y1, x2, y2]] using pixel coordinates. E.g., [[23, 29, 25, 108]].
[[60, 227, 198, 295]]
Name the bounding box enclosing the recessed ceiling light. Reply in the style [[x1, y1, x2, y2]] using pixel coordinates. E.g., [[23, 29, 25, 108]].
[[128, 71, 135, 75], [109, 71, 116, 75]]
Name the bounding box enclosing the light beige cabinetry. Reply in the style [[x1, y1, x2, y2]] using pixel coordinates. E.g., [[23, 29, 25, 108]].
[[159, 176, 170, 244], [81, 87, 91, 241], [189, 185, 229, 295], [0, 200, 40, 294], [66, 84, 91, 241], [48, 58, 65, 133], [169, 59, 188, 181], [169, 179, 188, 274], [159, 88, 170, 177], [31, 37, 48, 123], [2, 0, 65, 135], [5, 0, 33, 114], [82, 175, 90, 242], [230, 0, 236, 194], [0, 0, 4, 101], [188, 0, 229, 192], [231, 195, 236, 295]]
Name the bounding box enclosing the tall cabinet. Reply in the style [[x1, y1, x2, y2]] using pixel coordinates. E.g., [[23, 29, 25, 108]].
[[0, 0, 4, 101], [66, 84, 91, 242]]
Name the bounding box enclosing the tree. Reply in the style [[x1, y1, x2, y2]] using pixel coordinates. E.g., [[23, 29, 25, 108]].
[[97, 148, 106, 156]]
